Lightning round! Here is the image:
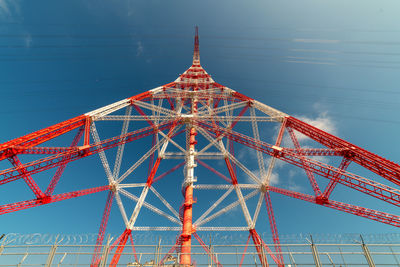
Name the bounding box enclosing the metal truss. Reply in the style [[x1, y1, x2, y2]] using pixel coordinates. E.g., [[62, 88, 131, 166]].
[[1, 26, 400, 267]]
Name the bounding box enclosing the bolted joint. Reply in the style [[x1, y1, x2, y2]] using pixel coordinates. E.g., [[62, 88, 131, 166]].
[[2, 147, 18, 159], [343, 149, 355, 159], [180, 233, 191, 240], [38, 195, 52, 204], [79, 145, 90, 150], [189, 140, 197, 145], [184, 200, 193, 207], [260, 184, 268, 193], [315, 195, 329, 205], [272, 145, 283, 158], [78, 145, 90, 156], [109, 182, 118, 192], [181, 227, 196, 238]]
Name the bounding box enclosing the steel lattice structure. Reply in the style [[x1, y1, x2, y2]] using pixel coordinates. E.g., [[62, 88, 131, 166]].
[[1, 27, 400, 267]]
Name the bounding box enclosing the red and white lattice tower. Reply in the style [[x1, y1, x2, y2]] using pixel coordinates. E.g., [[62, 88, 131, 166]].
[[1, 27, 400, 266]]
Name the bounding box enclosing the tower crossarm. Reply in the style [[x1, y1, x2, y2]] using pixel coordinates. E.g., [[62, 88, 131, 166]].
[[194, 119, 400, 206], [269, 186, 400, 227], [0, 119, 181, 186], [286, 116, 400, 187]]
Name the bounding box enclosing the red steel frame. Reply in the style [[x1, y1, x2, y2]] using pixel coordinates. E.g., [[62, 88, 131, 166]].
[[0, 27, 400, 267]]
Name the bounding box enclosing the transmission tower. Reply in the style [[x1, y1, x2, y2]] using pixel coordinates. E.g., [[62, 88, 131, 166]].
[[1, 27, 400, 266]]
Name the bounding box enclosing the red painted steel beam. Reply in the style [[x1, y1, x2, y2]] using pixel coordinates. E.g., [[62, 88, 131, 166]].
[[128, 91, 152, 102], [165, 92, 175, 111], [196, 159, 232, 184], [109, 233, 125, 252], [0, 91, 153, 161], [287, 127, 322, 197], [239, 234, 251, 267], [211, 103, 250, 140], [132, 103, 156, 128], [153, 93, 240, 102], [322, 157, 351, 200], [160, 82, 176, 89], [195, 120, 400, 207], [213, 98, 221, 109], [147, 134, 157, 177], [109, 229, 131, 267], [159, 233, 182, 265], [84, 118, 91, 146], [269, 186, 400, 227], [282, 147, 345, 157], [8, 155, 45, 198], [193, 26, 200, 62], [0, 115, 87, 160], [250, 229, 279, 267], [230, 104, 249, 130], [0, 185, 109, 215], [264, 192, 284, 267], [11, 146, 79, 155], [286, 116, 400, 187], [192, 232, 222, 267], [128, 232, 139, 263], [229, 139, 238, 179], [225, 158, 239, 185], [231, 92, 254, 101], [180, 186, 194, 265], [147, 119, 180, 188], [146, 157, 162, 187], [0, 120, 180, 186], [91, 191, 115, 267], [153, 161, 185, 184], [45, 126, 84, 196], [180, 125, 197, 265]]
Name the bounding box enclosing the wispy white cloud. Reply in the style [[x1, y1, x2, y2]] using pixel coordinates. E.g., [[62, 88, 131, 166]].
[[24, 33, 32, 48], [286, 56, 337, 62], [265, 157, 285, 169], [293, 38, 340, 44], [283, 111, 336, 166], [237, 107, 336, 190], [0, 0, 11, 16], [287, 181, 304, 192], [284, 60, 336, 66], [136, 41, 144, 56], [0, 0, 19, 17], [289, 48, 340, 54], [294, 111, 337, 142], [269, 172, 279, 185], [285, 170, 305, 192], [247, 157, 286, 186], [237, 147, 258, 162]]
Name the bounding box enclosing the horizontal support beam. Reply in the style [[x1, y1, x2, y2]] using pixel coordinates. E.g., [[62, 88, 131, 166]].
[[195, 120, 400, 207], [0, 120, 180, 186], [269, 186, 400, 227], [287, 116, 400, 187], [0, 186, 109, 215]]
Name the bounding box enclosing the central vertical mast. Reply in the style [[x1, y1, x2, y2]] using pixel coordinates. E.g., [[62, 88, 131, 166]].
[[180, 27, 200, 266], [192, 26, 200, 65]]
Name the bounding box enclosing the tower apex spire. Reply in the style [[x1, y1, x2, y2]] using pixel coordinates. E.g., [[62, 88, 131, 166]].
[[193, 26, 200, 64]]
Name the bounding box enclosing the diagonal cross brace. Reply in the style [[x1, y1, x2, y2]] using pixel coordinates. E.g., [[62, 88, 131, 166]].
[[8, 155, 45, 199]]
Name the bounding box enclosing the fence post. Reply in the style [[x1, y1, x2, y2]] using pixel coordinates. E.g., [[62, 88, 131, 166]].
[[45, 236, 59, 267], [310, 235, 321, 267], [360, 235, 375, 267], [100, 235, 112, 267]]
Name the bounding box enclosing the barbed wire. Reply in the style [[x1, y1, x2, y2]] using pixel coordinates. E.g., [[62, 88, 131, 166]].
[[2, 232, 400, 246]]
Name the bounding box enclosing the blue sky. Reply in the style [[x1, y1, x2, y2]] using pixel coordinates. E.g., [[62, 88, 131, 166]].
[[1, 0, 400, 242]]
